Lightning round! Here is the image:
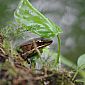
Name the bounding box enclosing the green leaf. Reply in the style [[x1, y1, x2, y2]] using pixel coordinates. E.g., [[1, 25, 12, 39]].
[[14, 0, 62, 38], [77, 54, 85, 69]]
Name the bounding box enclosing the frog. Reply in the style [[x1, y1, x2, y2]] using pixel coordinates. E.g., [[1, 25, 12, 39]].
[[16, 37, 53, 64]]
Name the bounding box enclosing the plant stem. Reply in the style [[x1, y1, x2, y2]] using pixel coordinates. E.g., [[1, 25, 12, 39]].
[[9, 41, 14, 66], [55, 35, 61, 65], [72, 69, 79, 81], [57, 35, 61, 63]]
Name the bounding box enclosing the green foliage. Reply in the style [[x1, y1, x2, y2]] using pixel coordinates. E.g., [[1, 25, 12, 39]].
[[14, 0, 62, 38], [0, 23, 24, 42], [77, 54, 85, 69], [71, 54, 85, 84], [0, 23, 25, 56]]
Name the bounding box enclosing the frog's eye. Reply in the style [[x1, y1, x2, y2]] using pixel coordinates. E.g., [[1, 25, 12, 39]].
[[37, 40, 42, 42]]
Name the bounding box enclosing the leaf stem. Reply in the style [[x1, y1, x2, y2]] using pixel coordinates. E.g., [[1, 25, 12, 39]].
[[57, 35, 61, 63], [55, 35, 61, 65]]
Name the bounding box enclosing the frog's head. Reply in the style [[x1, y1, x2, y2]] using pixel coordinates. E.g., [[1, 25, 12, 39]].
[[35, 38, 53, 48]]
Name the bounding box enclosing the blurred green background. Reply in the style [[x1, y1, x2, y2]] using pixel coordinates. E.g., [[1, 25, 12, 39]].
[[0, 0, 85, 64]]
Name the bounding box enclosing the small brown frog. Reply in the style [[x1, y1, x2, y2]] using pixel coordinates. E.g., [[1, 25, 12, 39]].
[[16, 38, 52, 63]]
